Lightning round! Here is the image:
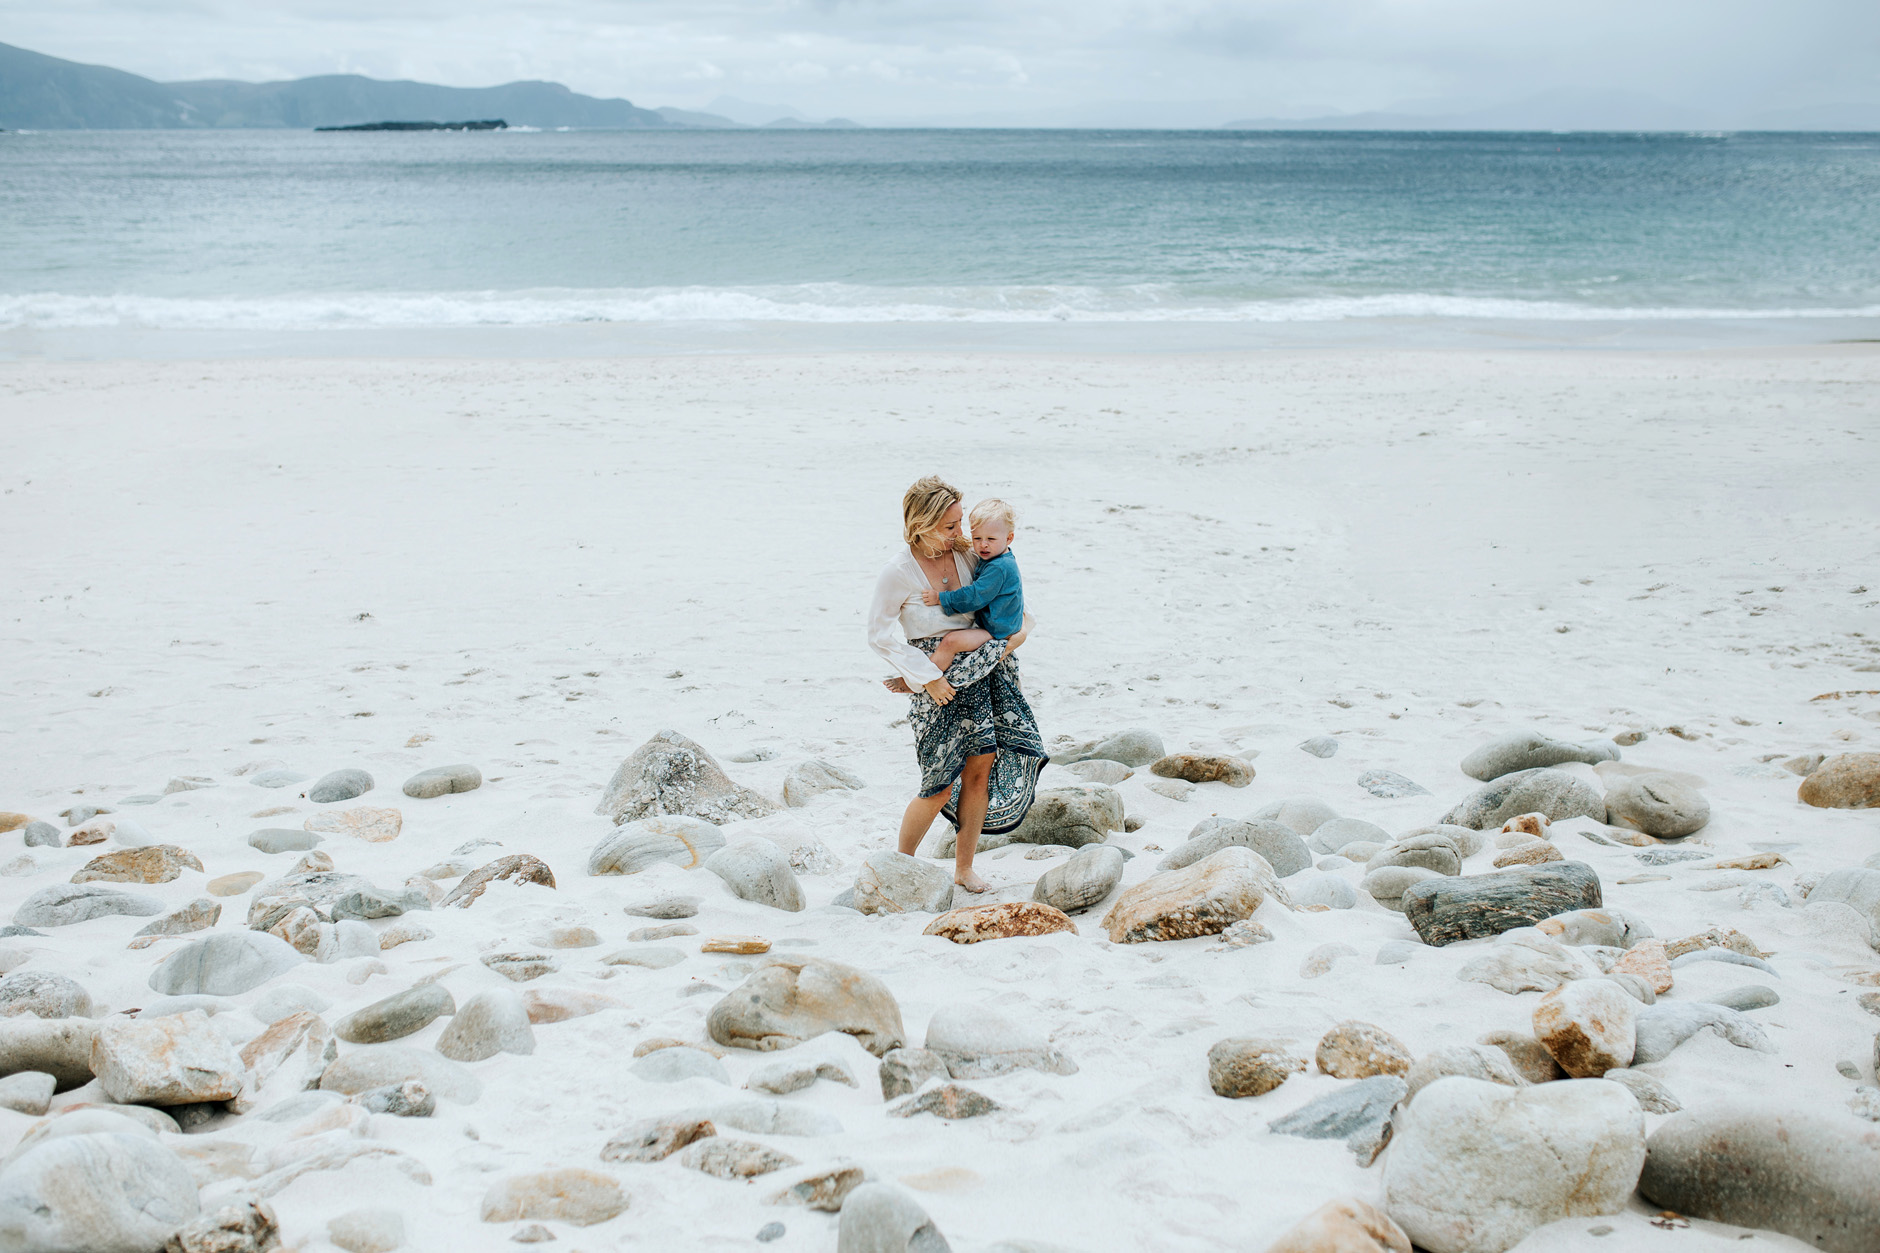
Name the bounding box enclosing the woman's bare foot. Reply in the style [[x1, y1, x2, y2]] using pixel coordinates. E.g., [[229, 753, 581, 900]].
[[954, 869, 991, 893], [883, 677, 911, 694]]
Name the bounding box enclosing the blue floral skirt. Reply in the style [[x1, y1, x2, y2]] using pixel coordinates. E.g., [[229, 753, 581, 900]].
[[909, 635, 1046, 835]]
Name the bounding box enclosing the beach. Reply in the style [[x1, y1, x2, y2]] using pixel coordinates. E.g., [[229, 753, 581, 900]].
[[2, 341, 1877, 1250]]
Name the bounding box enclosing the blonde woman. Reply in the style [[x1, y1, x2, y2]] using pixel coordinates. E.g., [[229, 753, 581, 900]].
[[867, 475, 1044, 893]]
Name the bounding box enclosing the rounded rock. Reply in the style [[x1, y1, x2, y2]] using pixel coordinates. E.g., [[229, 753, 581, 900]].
[[1604, 773, 1710, 838], [436, 989, 536, 1062], [401, 764, 481, 800], [1316, 1021, 1413, 1079], [308, 768, 374, 803], [705, 838, 806, 912], [1208, 1037, 1304, 1098], [1532, 979, 1636, 1077], [329, 1208, 406, 1253]]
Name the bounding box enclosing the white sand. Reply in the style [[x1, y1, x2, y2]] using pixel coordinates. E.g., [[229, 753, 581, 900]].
[[1, 345, 1878, 1251]]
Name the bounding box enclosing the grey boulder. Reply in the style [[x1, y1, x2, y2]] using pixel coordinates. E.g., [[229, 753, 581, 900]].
[[837, 1183, 951, 1253], [1440, 768, 1606, 830], [248, 827, 322, 854], [588, 815, 727, 876], [0, 1019, 101, 1091], [1003, 785, 1124, 849], [1604, 773, 1710, 838], [246, 871, 431, 930], [334, 983, 456, 1045], [13, 884, 163, 928], [1461, 732, 1619, 781], [0, 1132, 198, 1253], [308, 768, 373, 803], [436, 989, 536, 1062], [402, 764, 481, 799], [705, 839, 806, 912], [1159, 817, 1309, 878], [782, 760, 864, 808], [707, 956, 906, 1057], [0, 973, 92, 1020], [1311, 817, 1391, 854], [1031, 845, 1125, 915], [924, 1003, 1076, 1079], [1631, 1001, 1772, 1064], [852, 851, 954, 916], [594, 729, 776, 826], [148, 931, 305, 996], [1053, 728, 1163, 769], [19, 822, 59, 848]]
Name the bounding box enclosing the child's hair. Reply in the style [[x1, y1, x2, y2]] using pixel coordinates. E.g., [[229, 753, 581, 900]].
[[902, 475, 969, 555], [969, 498, 1017, 537]]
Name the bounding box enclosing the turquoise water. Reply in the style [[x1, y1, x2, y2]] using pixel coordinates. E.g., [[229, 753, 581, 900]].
[[3, 129, 1879, 327]]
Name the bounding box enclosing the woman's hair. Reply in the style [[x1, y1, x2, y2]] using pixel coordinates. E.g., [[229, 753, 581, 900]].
[[969, 498, 1017, 536], [902, 475, 970, 555]]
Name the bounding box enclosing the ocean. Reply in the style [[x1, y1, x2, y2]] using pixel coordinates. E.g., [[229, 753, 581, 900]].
[[3, 128, 1879, 330]]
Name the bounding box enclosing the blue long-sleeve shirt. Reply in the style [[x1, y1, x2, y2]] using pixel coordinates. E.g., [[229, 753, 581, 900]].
[[937, 550, 1024, 639]]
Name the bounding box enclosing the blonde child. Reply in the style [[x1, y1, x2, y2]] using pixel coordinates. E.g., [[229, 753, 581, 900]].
[[920, 498, 1024, 671]]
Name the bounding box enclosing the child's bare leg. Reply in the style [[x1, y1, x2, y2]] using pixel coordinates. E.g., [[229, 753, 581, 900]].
[[928, 628, 991, 674]]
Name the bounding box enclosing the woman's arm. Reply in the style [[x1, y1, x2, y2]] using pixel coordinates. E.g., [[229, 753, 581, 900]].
[[866, 562, 946, 689], [1003, 612, 1036, 655]]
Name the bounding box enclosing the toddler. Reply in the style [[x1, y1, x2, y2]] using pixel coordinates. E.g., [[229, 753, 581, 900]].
[[921, 498, 1024, 671]]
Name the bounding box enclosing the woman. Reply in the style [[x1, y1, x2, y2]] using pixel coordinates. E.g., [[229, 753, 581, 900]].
[[867, 475, 1046, 893]]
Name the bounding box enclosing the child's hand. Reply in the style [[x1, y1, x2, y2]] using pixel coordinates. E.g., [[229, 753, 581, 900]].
[[920, 588, 940, 606]]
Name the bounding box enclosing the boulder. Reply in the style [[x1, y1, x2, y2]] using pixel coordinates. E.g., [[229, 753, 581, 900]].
[[1102, 846, 1286, 943], [246, 871, 430, 930], [923, 902, 1076, 943], [0, 1072, 53, 1116], [437, 854, 553, 908], [1207, 1038, 1304, 1098], [1367, 834, 1462, 877], [1440, 769, 1605, 831], [0, 973, 91, 1021], [436, 990, 535, 1062], [480, 1169, 625, 1227], [595, 730, 776, 825], [1054, 728, 1164, 769], [1266, 1075, 1407, 1152], [1476, 1030, 1565, 1085], [1384, 1077, 1645, 1253], [1457, 930, 1594, 995], [1401, 862, 1602, 946], [1004, 785, 1124, 849], [328, 1208, 402, 1253], [1532, 980, 1636, 1076], [1258, 797, 1340, 837], [304, 806, 403, 843], [70, 844, 203, 885], [402, 764, 481, 799], [1063, 760, 1131, 785], [1798, 753, 1880, 809], [0, 1132, 199, 1252], [707, 957, 906, 1056], [705, 839, 806, 912], [679, 1137, 798, 1178], [1031, 845, 1125, 914], [1297, 735, 1339, 758], [135, 898, 222, 938], [319, 1045, 481, 1103], [1150, 754, 1254, 786], [1161, 818, 1310, 878], [1461, 733, 1619, 781], [782, 760, 864, 808], [334, 984, 454, 1045], [1806, 867, 1880, 942], [879, 1047, 950, 1099], [1361, 866, 1442, 912], [248, 828, 321, 854], [1290, 873, 1358, 910], [149, 932, 305, 996], [91, 1011, 245, 1105], [1264, 1199, 1411, 1253], [1637, 1103, 1880, 1253], [836, 1182, 951, 1253], [924, 1004, 1075, 1078], [1403, 1045, 1525, 1102], [851, 851, 954, 915], [1603, 773, 1709, 837], [1630, 1001, 1771, 1064], [1312, 817, 1391, 854], [588, 815, 727, 876], [0, 1019, 100, 1091], [1357, 770, 1431, 799], [308, 769, 373, 803], [1316, 1021, 1413, 1079], [14, 884, 163, 928]]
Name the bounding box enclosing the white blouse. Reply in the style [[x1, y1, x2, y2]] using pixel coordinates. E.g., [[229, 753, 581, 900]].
[[867, 547, 979, 687]]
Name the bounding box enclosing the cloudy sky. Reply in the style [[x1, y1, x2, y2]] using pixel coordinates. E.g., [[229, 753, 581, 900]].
[[5, 0, 1877, 124]]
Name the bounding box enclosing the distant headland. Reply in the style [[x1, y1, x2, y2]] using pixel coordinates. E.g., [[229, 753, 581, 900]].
[[315, 119, 507, 132]]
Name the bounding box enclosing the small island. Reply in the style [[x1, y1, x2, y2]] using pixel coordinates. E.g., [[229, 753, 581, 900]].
[[315, 119, 507, 132]]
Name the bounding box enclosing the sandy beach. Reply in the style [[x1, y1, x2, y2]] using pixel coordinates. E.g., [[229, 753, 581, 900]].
[[2, 342, 1879, 1252]]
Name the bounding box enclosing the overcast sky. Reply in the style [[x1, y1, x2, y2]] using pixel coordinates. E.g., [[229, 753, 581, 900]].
[[5, 0, 1878, 124]]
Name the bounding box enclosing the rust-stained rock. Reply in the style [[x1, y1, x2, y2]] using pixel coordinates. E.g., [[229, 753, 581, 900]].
[[91, 1010, 245, 1105], [1493, 841, 1563, 868], [600, 1116, 716, 1163], [1533, 980, 1636, 1077], [702, 935, 770, 954], [888, 1084, 1000, 1119], [1208, 1037, 1305, 1098], [768, 1165, 865, 1212], [1477, 1029, 1567, 1084], [1316, 1021, 1413, 1079], [479, 1169, 625, 1227], [707, 956, 905, 1056], [208, 871, 264, 897], [239, 1010, 330, 1088], [1102, 846, 1286, 943], [1663, 926, 1768, 961], [0, 814, 27, 834], [923, 901, 1077, 943], [71, 844, 204, 885], [1150, 754, 1254, 787], [303, 806, 403, 844], [1263, 1197, 1411, 1253], [521, 988, 621, 1024], [440, 854, 555, 908], [1798, 752, 1880, 809], [1614, 940, 1673, 994]]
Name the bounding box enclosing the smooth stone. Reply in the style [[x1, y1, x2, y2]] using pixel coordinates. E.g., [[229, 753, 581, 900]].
[[852, 850, 954, 915], [836, 1182, 951, 1253], [329, 1208, 405, 1253], [1401, 862, 1603, 946], [353, 1080, 435, 1118], [1265, 1200, 1412, 1253], [1440, 768, 1606, 830], [1477, 1030, 1566, 1085], [1054, 727, 1164, 769], [1297, 735, 1338, 758], [1256, 797, 1340, 837], [925, 1003, 1076, 1078], [1535, 908, 1651, 948], [0, 973, 91, 1021], [1630, 1001, 1772, 1064], [1311, 817, 1391, 854], [747, 1057, 856, 1095], [13, 883, 163, 928], [0, 1071, 54, 1115], [249, 828, 322, 854], [308, 769, 373, 803], [767, 1165, 864, 1212], [480, 950, 557, 982], [132, 897, 222, 938], [1289, 873, 1358, 910], [319, 1045, 481, 1103], [1669, 948, 1775, 974], [1602, 1069, 1681, 1114], [1207, 1037, 1304, 1097], [1358, 769, 1431, 799], [480, 1169, 626, 1227], [705, 839, 806, 912], [334, 983, 455, 1044], [1150, 753, 1254, 786], [92, 1011, 245, 1105], [679, 1136, 799, 1177], [1604, 773, 1710, 837], [1031, 844, 1125, 914], [1458, 930, 1594, 995], [782, 759, 865, 808], [1385, 1077, 1645, 1253], [436, 989, 536, 1062], [1161, 817, 1309, 878], [247, 870, 432, 928], [1268, 1074, 1406, 1142], [1367, 833, 1462, 877], [888, 1084, 999, 1120], [707, 956, 906, 1056], [1062, 759, 1131, 785], [208, 871, 265, 897], [1403, 1045, 1524, 1102], [588, 814, 727, 875], [1804, 867, 1880, 940], [303, 806, 403, 844], [1000, 785, 1125, 849], [1103, 846, 1285, 943], [879, 1047, 950, 1099], [1533, 980, 1637, 1076], [601, 946, 687, 970], [401, 764, 481, 799], [623, 895, 700, 919], [1461, 732, 1619, 781], [598, 1115, 717, 1163], [594, 729, 776, 825], [1316, 1021, 1413, 1079], [1797, 753, 1880, 809], [0, 1131, 200, 1251], [19, 822, 59, 848], [633, 1047, 730, 1084], [1638, 1103, 1880, 1253], [149, 931, 305, 996], [1360, 865, 1441, 912], [1710, 984, 1779, 1011], [0, 1019, 100, 1090], [249, 770, 308, 789], [678, 1097, 841, 1137]]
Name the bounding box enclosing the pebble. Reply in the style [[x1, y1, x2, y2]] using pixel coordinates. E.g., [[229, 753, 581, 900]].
[[480, 1169, 626, 1227], [624, 895, 700, 919], [756, 1222, 786, 1242], [588, 814, 728, 875], [781, 758, 865, 807], [1458, 929, 1594, 995], [1369, 832, 1463, 877], [1145, 777, 1192, 800], [1063, 759, 1131, 784], [1031, 844, 1125, 914], [1477, 1030, 1566, 1084], [402, 764, 482, 799], [1102, 846, 1283, 943], [680, 1136, 799, 1176], [925, 1003, 1077, 1078], [1401, 861, 1603, 946], [249, 827, 322, 854], [747, 1057, 856, 1095], [602, 946, 687, 969], [148, 931, 305, 997], [599, 1114, 717, 1162], [1710, 984, 1779, 1011], [707, 956, 906, 1056], [1207, 1037, 1304, 1097], [305, 806, 403, 844], [1150, 753, 1254, 786], [1532, 980, 1637, 1076], [481, 950, 558, 982], [308, 768, 374, 803], [852, 850, 955, 915], [329, 1208, 405, 1253], [1361, 865, 1442, 912], [335, 983, 455, 1044], [1311, 817, 1391, 854], [320, 1045, 481, 1104], [1217, 918, 1274, 947], [353, 1080, 436, 1118], [923, 901, 1077, 943], [20, 821, 60, 847], [0, 972, 92, 1021], [768, 1165, 865, 1211], [705, 839, 807, 912], [438, 989, 536, 1061], [630, 922, 698, 941], [1638, 1103, 1880, 1252], [208, 871, 265, 897], [1602, 1069, 1681, 1113], [1290, 874, 1358, 910], [1604, 772, 1710, 837], [1315, 1021, 1412, 1079], [702, 935, 771, 954], [1257, 796, 1339, 836], [1403, 1044, 1524, 1102], [634, 1044, 729, 1083], [249, 769, 308, 788]]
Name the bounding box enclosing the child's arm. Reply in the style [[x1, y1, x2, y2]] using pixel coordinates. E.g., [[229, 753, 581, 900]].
[[937, 563, 1012, 615]]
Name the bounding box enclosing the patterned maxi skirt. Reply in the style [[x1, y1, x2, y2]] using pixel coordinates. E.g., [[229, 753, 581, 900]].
[[909, 635, 1047, 835]]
